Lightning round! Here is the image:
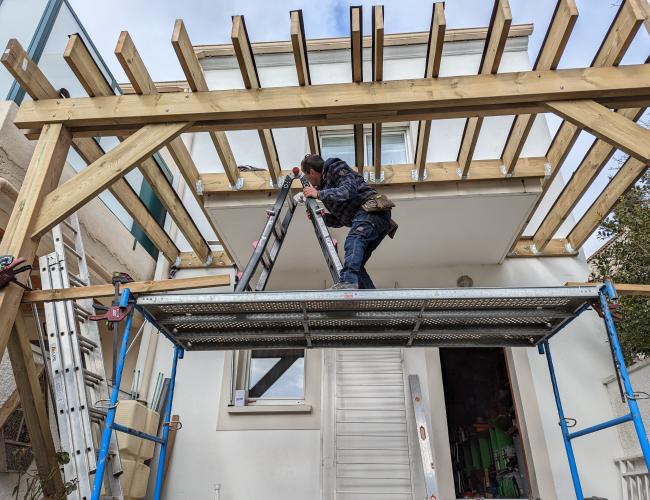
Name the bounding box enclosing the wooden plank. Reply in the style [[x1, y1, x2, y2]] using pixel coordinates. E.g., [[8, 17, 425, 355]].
[[22, 274, 231, 303], [2, 37, 179, 262], [567, 156, 647, 249], [545, 100, 650, 164], [0, 124, 70, 351], [290, 10, 320, 156], [8, 314, 64, 497], [175, 251, 232, 268], [350, 6, 364, 173], [14, 64, 650, 134], [231, 15, 281, 184], [114, 31, 210, 262], [457, 0, 511, 178], [508, 238, 576, 257], [532, 107, 644, 251], [171, 19, 239, 187], [371, 5, 384, 179], [565, 282, 650, 296], [0, 125, 70, 489], [502, 0, 577, 174], [200, 157, 547, 194], [415, 3, 446, 181], [32, 123, 188, 239]]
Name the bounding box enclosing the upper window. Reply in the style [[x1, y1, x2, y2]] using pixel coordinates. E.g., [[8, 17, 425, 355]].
[[320, 129, 409, 167]]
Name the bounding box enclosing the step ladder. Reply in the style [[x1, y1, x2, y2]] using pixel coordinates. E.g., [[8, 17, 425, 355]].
[[39, 214, 123, 500], [235, 168, 342, 292]]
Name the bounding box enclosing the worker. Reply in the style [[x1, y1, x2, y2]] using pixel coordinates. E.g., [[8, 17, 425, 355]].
[[300, 154, 397, 290]]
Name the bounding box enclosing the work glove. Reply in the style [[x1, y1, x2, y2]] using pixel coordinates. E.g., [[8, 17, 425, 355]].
[[293, 192, 306, 204]]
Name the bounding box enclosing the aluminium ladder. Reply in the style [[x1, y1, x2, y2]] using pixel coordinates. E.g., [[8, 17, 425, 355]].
[[235, 167, 342, 292], [40, 214, 123, 499]]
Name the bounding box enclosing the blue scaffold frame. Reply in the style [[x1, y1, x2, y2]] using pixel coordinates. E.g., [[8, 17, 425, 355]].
[[538, 280, 650, 500], [91, 288, 184, 500]]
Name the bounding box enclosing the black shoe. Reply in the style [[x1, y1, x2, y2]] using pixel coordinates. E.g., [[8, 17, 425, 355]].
[[330, 281, 359, 290]]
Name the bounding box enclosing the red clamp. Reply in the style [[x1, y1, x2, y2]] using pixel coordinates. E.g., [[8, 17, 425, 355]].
[[0, 256, 32, 291], [89, 272, 134, 324]]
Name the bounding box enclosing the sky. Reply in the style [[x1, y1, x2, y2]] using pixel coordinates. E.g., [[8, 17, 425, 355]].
[[67, 0, 650, 256]]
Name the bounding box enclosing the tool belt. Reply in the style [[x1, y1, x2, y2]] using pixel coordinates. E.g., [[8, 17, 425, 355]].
[[360, 193, 395, 213]]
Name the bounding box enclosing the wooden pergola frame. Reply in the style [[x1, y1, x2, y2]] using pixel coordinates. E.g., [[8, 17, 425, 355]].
[[0, 0, 648, 492]]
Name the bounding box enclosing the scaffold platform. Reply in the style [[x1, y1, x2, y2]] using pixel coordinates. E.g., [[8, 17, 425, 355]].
[[136, 285, 599, 350]]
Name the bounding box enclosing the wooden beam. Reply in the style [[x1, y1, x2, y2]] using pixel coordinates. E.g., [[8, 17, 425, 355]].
[[415, 3, 446, 181], [8, 314, 64, 497], [32, 123, 188, 239], [371, 5, 384, 180], [114, 31, 211, 262], [508, 238, 577, 257], [502, 0, 577, 174], [565, 282, 650, 296], [532, 107, 644, 251], [2, 38, 179, 263], [350, 6, 365, 173], [14, 64, 650, 134], [22, 274, 231, 304], [171, 20, 240, 188], [545, 100, 650, 164], [457, 0, 511, 178], [567, 156, 647, 249], [199, 157, 547, 194], [290, 10, 320, 156], [231, 15, 282, 185], [175, 250, 232, 268], [546, 0, 644, 177]]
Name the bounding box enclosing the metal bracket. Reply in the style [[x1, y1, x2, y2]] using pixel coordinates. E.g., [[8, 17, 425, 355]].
[[529, 243, 539, 255], [455, 167, 463, 179], [412, 169, 428, 182], [368, 171, 385, 183], [564, 241, 574, 254], [195, 179, 203, 196], [500, 164, 512, 178], [231, 177, 244, 191], [544, 162, 552, 177], [272, 175, 286, 188]]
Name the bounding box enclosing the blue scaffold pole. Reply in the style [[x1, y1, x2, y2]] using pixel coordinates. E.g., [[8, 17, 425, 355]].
[[91, 288, 134, 500], [599, 282, 650, 468], [540, 340, 584, 499], [153, 344, 184, 500]]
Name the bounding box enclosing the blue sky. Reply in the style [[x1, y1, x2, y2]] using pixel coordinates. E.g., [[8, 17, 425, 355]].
[[68, 0, 649, 256]]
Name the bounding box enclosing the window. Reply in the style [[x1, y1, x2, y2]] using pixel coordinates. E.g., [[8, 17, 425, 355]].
[[320, 128, 409, 167], [230, 349, 305, 406]]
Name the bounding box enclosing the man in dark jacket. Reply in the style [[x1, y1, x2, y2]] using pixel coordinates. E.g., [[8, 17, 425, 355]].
[[301, 154, 394, 290]]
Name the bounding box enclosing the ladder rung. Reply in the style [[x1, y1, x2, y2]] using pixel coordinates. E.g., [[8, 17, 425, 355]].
[[79, 335, 98, 349], [88, 407, 107, 419], [62, 219, 78, 234], [63, 242, 83, 261], [84, 369, 103, 383], [74, 302, 93, 317], [68, 272, 88, 287]]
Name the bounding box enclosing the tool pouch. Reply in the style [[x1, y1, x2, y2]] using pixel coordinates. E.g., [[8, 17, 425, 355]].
[[361, 193, 396, 213]]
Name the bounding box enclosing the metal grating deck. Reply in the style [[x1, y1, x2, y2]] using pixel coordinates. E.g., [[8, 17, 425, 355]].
[[136, 286, 599, 350]]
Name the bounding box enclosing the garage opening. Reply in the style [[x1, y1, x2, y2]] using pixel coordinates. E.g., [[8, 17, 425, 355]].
[[440, 348, 530, 498]]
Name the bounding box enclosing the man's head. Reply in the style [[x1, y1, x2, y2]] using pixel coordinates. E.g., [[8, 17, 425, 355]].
[[301, 154, 324, 187]]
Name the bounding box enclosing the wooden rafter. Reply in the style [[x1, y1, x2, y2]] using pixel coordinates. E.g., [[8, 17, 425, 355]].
[[371, 5, 384, 180], [501, 0, 578, 174], [15, 64, 650, 135], [414, 3, 446, 181], [171, 20, 240, 188], [567, 156, 647, 250], [457, 0, 511, 178], [290, 10, 319, 156], [350, 6, 365, 173], [231, 15, 282, 185], [114, 32, 223, 263], [22, 274, 231, 303], [1, 38, 180, 262], [199, 157, 548, 194], [32, 123, 189, 238], [532, 107, 645, 251], [545, 100, 650, 164]]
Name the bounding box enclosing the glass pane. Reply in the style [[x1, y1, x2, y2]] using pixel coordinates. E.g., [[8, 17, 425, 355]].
[[367, 132, 408, 166], [321, 135, 355, 166], [249, 350, 305, 399]]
